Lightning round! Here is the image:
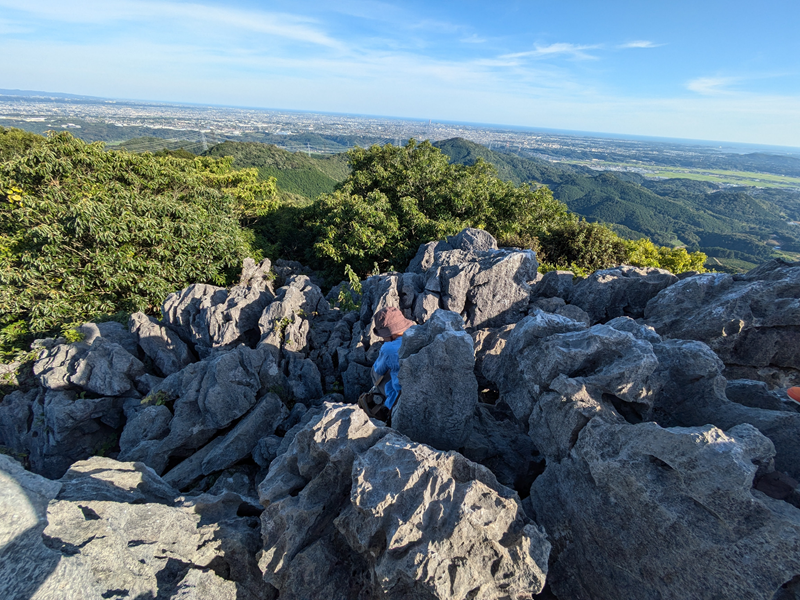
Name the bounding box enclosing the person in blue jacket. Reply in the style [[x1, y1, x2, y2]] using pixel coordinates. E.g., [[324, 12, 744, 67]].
[[368, 307, 415, 416]]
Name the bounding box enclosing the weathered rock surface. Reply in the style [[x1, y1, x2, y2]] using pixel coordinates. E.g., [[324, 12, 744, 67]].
[[570, 265, 678, 324], [337, 432, 550, 599], [259, 404, 550, 600], [393, 310, 479, 451], [645, 259, 800, 386], [648, 338, 800, 480], [34, 337, 145, 397], [0, 455, 273, 600], [129, 311, 193, 376], [529, 388, 800, 600], [496, 311, 661, 423]]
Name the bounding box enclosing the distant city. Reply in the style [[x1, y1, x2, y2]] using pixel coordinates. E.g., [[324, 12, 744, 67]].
[[2, 89, 798, 163]]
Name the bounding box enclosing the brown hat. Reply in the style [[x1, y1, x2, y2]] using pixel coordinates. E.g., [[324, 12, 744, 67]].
[[373, 307, 415, 338]]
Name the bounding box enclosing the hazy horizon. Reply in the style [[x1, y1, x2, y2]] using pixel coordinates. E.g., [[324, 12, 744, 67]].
[[1, 1, 798, 147]]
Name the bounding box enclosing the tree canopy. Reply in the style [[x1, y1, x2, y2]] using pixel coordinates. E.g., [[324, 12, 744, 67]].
[[305, 139, 572, 277], [0, 131, 276, 355]]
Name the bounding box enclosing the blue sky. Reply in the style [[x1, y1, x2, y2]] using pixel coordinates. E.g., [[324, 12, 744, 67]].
[[1, 0, 799, 146]]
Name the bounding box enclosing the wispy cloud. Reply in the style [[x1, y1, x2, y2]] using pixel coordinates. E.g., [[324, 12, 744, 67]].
[[461, 34, 487, 44], [501, 43, 601, 61], [0, 0, 342, 48], [619, 40, 663, 49], [687, 76, 740, 95]]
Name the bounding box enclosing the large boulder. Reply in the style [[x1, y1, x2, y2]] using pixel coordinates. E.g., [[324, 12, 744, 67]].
[[497, 312, 657, 423], [129, 311, 193, 376], [528, 385, 800, 600], [647, 338, 800, 480], [644, 259, 800, 387], [393, 310, 479, 451], [405, 228, 539, 329], [569, 265, 677, 324], [336, 432, 550, 599], [33, 337, 145, 397], [258, 404, 550, 600], [0, 455, 273, 600], [1, 387, 126, 479], [161, 258, 275, 353], [122, 345, 272, 474]]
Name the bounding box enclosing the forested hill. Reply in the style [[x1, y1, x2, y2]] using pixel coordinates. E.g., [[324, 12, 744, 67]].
[[433, 138, 800, 270], [204, 141, 349, 201]]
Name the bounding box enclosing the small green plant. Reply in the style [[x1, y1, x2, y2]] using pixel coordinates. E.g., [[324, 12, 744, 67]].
[[335, 264, 363, 312], [60, 325, 85, 344], [141, 389, 172, 407]]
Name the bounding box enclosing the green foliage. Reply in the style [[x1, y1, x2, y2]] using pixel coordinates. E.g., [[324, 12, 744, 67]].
[[0, 132, 277, 355], [141, 389, 172, 407], [538, 219, 629, 272], [0, 127, 44, 162], [335, 264, 363, 312], [306, 139, 571, 278], [625, 238, 707, 273]]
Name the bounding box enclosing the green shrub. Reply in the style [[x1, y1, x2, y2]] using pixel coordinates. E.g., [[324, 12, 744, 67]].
[[0, 132, 276, 356], [305, 139, 571, 278], [537, 219, 629, 272]]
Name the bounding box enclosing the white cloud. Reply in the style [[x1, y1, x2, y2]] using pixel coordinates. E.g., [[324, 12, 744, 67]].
[[619, 40, 663, 49], [687, 76, 740, 95], [0, 0, 342, 48], [501, 43, 601, 61], [461, 34, 487, 44]]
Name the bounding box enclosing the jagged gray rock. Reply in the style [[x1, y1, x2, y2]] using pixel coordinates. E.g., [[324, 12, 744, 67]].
[[0, 455, 273, 600], [258, 404, 549, 600], [77, 320, 139, 356], [161, 282, 228, 344], [201, 393, 287, 475], [9, 388, 126, 479], [569, 265, 678, 324], [336, 432, 550, 599], [125, 345, 269, 474], [258, 404, 390, 596], [530, 269, 575, 300], [727, 379, 800, 413], [648, 338, 800, 480], [645, 259, 800, 387], [129, 311, 193, 376], [34, 337, 145, 396], [393, 310, 478, 451], [529, 389, 800, 600]]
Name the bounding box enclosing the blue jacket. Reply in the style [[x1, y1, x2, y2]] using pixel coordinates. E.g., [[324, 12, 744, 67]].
[[372, 338, 402, 409]]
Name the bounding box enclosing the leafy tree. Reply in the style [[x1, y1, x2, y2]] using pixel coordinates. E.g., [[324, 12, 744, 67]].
[[625, 238, 707, 273], [305, 139, 571, 278], [537, 219, 629, 272], [0, 126, 43, 162], [0, 132, 276, 355]]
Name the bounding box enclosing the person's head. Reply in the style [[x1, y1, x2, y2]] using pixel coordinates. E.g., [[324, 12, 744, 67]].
[[373, 307, 414, 342]]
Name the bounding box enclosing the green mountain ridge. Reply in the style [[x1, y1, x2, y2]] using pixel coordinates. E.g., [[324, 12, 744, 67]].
[[433, 138, 800, 268]]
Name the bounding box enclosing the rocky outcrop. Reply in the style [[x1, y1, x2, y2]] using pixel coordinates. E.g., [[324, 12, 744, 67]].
[[5, 228, 800, 600], [258, 404, 550, 600], [528, 385, 800, 600], [0, 454, 273, 600], [645, 259, 800, 386], [569, 265, 677, 324], [393, 310, 479, 451]]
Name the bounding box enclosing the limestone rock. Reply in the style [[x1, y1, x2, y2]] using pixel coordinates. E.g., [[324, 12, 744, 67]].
[[727, 379, 800, 413], [570, 265, 678, 324], [258, 404, 390, 595], [129, 311, 193, 376], [393, 310, 478, 451], [531, 269, 575, 300], [645, 260, 800, 386], [34, 337, 145, 396], [529, 398, 800, 600], [57, 456, 178, 504], [201, 393, 287, 475], [648, 339, 800, 480], [336, 432, 550, 599]]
